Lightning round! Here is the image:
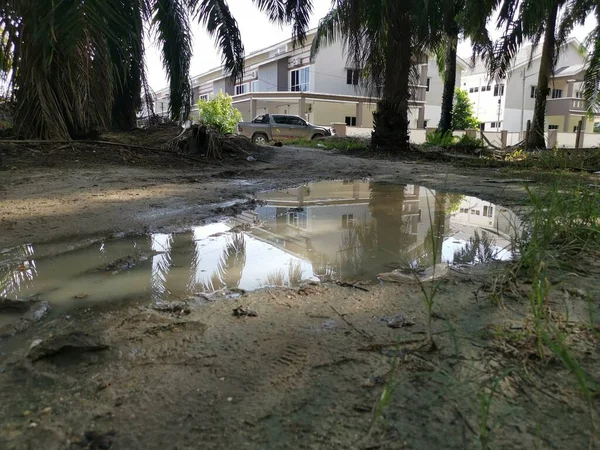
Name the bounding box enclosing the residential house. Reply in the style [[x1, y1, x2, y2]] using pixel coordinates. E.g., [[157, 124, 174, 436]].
[[153, 30, 464, 129], [462, 38, 599, 133]]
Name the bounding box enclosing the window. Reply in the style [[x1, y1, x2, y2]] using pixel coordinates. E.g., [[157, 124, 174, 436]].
[[287, 210, 307, 229], [345, 116, 357, 127], [469, 87, 474, 93], [485, 85, 491, 92], [483, 206, 493, 217], [493, 84, 504, 96], [272, 115, 289, 125], [530, 86, 537, 98], [479, 123, 485, 131], [252, 114, 269, 124], [548, 125, 559, 130], [291, 66, 310, 92], [235, 83, 248, 95], [346, 69, 360, 85], [342, 214, 354, 229], [460, 208, 469, 214], [426, 78, 431, 92], [551, 89, 563, 99], [423, 120, 428, 128], [199, 94, 209, 102], [576, 91, 583, 99], [490, 122, 497, 128], [474, 86, 479, 92], [251, 80, 259, 92], [288, 117, 307, 126]]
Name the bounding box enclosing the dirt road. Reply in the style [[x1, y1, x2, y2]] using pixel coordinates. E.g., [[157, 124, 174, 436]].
[[0, 146, 527, 248], [1, 146, 597, 450]]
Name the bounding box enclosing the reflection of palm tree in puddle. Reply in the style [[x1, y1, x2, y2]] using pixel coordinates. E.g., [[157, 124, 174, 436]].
[[0, 245, 37, 298], [412, 193, 448, 267], [453, 231, 498, 264], [337, 220, 378, 278], [200, 233, 246, 292], [265, 261, 303, 287]]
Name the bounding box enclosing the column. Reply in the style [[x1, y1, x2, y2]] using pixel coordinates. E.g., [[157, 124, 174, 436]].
[[356, 102, 364, 127], [298, 94, 306, 119], [566, 79, 575, 97], [250, 98, 257, 120], [417, 106, 425, 129]]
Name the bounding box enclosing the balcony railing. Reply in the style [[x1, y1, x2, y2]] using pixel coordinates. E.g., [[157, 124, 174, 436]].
[[546, 97, 586, 115]]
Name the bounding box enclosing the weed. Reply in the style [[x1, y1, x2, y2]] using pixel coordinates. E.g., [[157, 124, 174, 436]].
[[425, 130, 457, 147], [478, 370, 514, 449]]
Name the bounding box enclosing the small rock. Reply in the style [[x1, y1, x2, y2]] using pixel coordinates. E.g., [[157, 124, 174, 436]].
[[73, 293, 89, 299], [28, 422, 38, 428], [29, 339, 43, 351], [23, 410, 32, 417], [232, 306, 258, 317], [227, 397, 233, 402], [246, 156, 256, 162], [40, 407, 52, 414]]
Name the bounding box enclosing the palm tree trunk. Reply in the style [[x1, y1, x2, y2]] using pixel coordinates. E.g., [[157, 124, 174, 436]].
[[527, 0, 559, 149], [438, 37, 458, 133], [372, 5, 412, 150]]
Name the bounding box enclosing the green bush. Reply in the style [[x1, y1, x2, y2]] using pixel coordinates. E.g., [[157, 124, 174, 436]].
[[452, 88, 480, 130], [425, 130, 457, 146], [455, 134, 484, 148], [196, 92, 242, 134]]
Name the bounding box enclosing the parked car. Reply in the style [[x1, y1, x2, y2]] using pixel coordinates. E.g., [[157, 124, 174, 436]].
[[237, 114, 332, 144]]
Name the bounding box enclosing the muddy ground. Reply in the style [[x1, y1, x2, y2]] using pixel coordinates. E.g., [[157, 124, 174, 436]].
[[0, 141, 599, 449]]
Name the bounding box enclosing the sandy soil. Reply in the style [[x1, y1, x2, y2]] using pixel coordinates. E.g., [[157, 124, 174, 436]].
[[1, 144, 598, 449]]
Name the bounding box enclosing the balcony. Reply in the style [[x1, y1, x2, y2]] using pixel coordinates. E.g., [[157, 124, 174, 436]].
[[546, 97, 587, 115]]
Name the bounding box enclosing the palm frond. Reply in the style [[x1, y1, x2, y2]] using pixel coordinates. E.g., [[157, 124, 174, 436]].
[[253, 0, 314, 46], [188, 0, 244, 84], [310, 7, 343, 61], [151, 0, 192, 121]]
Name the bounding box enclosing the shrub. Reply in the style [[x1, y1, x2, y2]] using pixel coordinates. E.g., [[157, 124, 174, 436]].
[[196, 92, 242, 135], [425, 130, 457, 146], [452, 89, 480, 130]]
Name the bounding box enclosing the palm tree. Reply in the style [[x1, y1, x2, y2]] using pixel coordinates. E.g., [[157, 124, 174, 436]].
[[0, 0, 312, 139], [311, 1, 426, 149], [466, 0, 572, 149]]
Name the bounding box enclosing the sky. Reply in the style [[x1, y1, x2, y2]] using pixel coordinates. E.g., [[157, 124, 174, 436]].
[[144, 1, 598, 91]]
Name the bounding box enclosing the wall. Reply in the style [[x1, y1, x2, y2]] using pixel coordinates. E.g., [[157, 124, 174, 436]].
[[546, 115, 564, 131], [212, 78, 234, 95], [313, 41, 364, 96], [462, 73, 507, 125], [277, 59, 289, 91], [311, 101, 358, 126], [424, 105, 441, 128], [258, 61, 280, 92]]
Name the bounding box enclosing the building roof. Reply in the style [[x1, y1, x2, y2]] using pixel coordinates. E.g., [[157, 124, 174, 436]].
[[462, 37, 585, 77]]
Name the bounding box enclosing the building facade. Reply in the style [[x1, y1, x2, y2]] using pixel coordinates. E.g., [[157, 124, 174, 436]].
[[153, 30, 464, 129], [462, 39, 599, 133]]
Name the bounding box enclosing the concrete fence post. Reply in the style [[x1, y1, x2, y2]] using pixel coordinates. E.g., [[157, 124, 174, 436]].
[[575, 120, 583, 149], [466, 128, 477, 139], [500, 130, 508, 149], [524, 120, 531, 151], [547, 129, 558, 149]]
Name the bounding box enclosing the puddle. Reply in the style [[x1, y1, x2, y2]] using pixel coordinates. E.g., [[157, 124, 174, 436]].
[[0, 181, 521, 315]]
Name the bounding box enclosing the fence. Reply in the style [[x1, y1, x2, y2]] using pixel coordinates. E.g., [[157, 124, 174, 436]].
[[339, 121, 600, 149]]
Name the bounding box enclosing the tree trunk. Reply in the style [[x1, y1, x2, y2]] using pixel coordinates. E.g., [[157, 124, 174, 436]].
[[372, 4, 412, 150], [438, 37, 458, 133], [527, 0, 559, 149]]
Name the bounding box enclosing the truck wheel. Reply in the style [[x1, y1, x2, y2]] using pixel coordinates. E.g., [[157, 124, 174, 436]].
[[311, 133, 324, 140], [252, 133, 268, 145]]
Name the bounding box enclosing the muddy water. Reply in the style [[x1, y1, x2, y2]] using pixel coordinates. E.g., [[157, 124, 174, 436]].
[[0, 180, 520, 315]]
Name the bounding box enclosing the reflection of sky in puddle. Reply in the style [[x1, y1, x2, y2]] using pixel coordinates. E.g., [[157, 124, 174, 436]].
[[0, 181, 521, 311]]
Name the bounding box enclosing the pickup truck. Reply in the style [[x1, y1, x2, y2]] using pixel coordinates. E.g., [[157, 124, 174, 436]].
[[237, 114, 332, 144]]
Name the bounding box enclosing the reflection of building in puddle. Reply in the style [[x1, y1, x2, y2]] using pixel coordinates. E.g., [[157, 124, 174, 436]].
[[248, 181, 520, 279]]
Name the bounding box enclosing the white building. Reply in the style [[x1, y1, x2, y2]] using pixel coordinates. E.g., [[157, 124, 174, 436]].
[[461, 38, 599, 133], [153, 30, 465, 130]]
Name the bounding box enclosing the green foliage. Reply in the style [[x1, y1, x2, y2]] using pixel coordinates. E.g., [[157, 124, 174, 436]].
[[196, 92, 242, 135], [451, 89, 479, 130], [426, 130, 458, 146]]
